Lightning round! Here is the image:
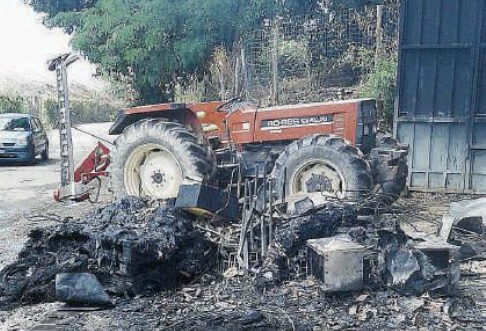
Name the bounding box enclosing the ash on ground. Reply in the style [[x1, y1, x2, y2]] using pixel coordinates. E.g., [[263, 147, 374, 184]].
[[0, 195, 484, 330]]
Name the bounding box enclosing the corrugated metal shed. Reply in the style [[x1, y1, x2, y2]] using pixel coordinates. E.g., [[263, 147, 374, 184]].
[[395, 0, 486, 193]]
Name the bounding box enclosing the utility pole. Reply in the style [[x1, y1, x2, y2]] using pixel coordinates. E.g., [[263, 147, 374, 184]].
[[48, 53, 79, 200], [375, 5, 384, 58], [271, 21, 279, 106]]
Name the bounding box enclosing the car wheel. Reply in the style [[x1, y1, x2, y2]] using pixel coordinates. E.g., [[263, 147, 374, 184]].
[[28, 146, 37, 165], [41, 142, 49, 161]]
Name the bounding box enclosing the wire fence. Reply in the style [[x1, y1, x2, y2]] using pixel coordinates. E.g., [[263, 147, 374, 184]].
[[205, 4, 399, 107]]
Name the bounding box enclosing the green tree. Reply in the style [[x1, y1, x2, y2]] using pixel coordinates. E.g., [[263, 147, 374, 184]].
[[28, 0, 319, 104], [0, 95, 27, 114]]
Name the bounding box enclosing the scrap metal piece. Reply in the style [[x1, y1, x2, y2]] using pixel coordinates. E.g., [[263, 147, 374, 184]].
[[440, 198, 486, 239], [438, 198, 485, 259], [439, 215, 455, 241], [389, 249, 421, 285], [415, 238, 461, 293], [384, 234, 460, 295], [449, 198, 486, 219]]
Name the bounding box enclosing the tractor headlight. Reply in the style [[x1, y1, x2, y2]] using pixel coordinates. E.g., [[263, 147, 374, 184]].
[[16, 135, 29, 146]]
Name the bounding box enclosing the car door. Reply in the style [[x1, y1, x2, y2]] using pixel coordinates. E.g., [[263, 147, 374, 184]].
[[29, 118, 40, 155]]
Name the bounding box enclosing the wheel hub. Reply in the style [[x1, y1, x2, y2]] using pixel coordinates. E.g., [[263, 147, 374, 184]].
[[292, 163, 343, 198], [124, 144, 183, 199], [152, 170, 165, 184], [305, 173, 333, 193]]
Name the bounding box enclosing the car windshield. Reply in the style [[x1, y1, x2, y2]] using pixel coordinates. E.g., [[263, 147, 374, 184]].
[[0, 117, 31, 131]]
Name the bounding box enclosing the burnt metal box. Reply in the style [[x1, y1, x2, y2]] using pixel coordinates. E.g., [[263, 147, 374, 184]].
[[307, 237, 368, 292], [414, 236, 460, 269]]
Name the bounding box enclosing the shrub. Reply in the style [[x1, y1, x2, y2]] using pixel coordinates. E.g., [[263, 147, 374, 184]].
[[360, 55, 397, 130]]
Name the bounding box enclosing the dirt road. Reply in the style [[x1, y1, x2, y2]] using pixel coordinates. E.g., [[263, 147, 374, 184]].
[[0, 159, 58, 218]]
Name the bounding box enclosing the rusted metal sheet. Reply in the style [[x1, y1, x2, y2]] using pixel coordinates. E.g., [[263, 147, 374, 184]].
[[395, 0, 486, 193]]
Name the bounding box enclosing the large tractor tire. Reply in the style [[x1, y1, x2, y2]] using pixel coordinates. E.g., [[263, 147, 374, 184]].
[[369, 132, 408, 206], [110, 119, 215, 200], [272, 135, 373, 203]]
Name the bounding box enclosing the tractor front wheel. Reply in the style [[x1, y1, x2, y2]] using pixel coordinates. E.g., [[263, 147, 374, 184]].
[[110, 119, 214, 200]]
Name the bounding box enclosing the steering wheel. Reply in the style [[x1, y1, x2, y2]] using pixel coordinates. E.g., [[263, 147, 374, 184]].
[[216, 97, 243, 112]]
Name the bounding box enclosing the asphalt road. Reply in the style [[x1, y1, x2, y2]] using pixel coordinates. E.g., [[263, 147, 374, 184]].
[[0, 122, 114, 218]]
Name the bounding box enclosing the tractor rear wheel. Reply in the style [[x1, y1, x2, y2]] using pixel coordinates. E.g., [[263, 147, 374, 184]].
[[272, 135, 372, 203], [110, 119, 214, 199]]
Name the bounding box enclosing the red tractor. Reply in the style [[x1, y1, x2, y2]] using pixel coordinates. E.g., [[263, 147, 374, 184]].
[[98, 98, 407, 212]]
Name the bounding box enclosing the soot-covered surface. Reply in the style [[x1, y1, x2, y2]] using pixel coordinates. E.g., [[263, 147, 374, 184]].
[[46, 276, 483, 331], [0, 194, 484, 330], [0, 197, 215, 308]]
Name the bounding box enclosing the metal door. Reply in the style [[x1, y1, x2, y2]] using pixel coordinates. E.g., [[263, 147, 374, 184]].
[[395, 0, 486, 193]]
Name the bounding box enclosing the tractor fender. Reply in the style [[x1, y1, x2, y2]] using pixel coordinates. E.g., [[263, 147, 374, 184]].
[[109, 104, 204, 138]]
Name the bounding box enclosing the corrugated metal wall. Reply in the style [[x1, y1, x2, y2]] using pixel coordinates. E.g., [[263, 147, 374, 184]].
[[395, 0, 486, 193]]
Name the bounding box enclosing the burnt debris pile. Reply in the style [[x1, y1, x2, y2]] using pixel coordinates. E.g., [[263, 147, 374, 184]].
[[274, 202, 358, 257], [59, 275, 483, 330], [256, 202, 358, 286], [0, 195, 483, 330], [0, 197, 215, 308], [257, 204, 461, 296]]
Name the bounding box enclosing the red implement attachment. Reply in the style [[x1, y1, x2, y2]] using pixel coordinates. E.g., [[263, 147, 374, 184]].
[[54, 142, 111, 202], [74, 141, 111, 183]]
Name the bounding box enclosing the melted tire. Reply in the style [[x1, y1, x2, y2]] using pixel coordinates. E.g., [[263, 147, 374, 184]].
[[110, 119, 214, 199], [371, 132, 408, 206], [272, 134, 372, 202], [376, 131, 401, 149]]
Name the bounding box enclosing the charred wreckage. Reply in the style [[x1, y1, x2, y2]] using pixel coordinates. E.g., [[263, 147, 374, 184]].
[[0, 54, 482, 329]]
